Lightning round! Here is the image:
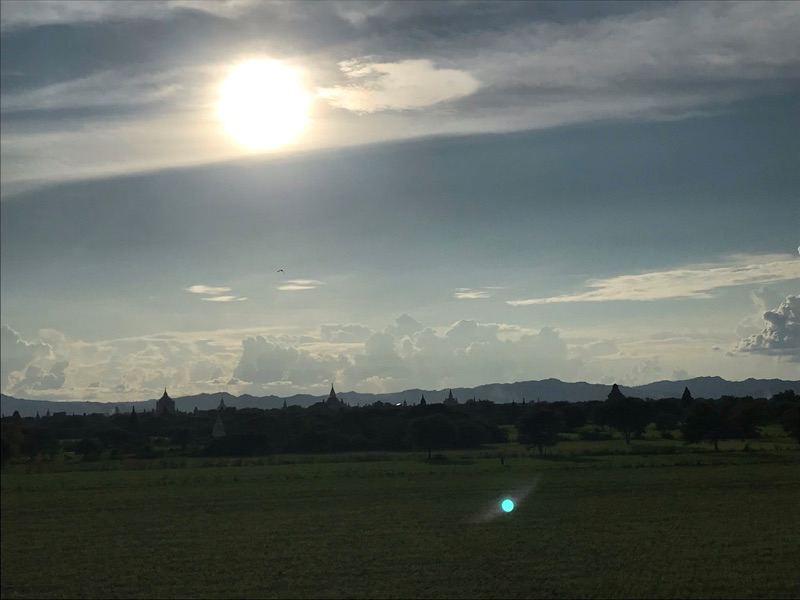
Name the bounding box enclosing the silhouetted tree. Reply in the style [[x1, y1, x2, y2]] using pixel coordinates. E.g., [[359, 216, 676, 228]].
[[604, 388, 651, 444], [725, 397, 768, 441], [682, 401, 727, 451], [411, 414, 455, 458], [128, 407, 138, 431], [654, 411, 680, 433], [517, 407, 563, 456], [75, 437, 103, 461], [780, 404, 800, 444]]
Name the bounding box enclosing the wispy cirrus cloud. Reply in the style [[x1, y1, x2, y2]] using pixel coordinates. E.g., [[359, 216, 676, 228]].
[[278, 279, 325, 291], [454, 286, 505, 299], [509, 255, 800, 305], [1, 69, 185, 114], [0, 0, 259, 32]]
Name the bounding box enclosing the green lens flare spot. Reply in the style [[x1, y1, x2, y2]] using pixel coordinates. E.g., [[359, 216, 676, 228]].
[[501, 498, 514, 512]]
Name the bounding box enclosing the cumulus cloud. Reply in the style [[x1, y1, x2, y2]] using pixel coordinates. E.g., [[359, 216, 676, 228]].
[[735, 295, 800, 361], [233, 335, 347, 386], [509, 255, 800, 305], [1, 325, 55, 391], [11, 360, 69, 393], [318, 59, 480, 113], [190, 359, 225, 383], [278, 279, 325, 291], [385, 313, 425, 339]]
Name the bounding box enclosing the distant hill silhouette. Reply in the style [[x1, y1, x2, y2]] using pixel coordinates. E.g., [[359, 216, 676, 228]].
[[2, 376, 797, 418]]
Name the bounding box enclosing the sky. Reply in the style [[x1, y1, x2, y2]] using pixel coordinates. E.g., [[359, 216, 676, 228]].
[[1, 0, 798, 403]]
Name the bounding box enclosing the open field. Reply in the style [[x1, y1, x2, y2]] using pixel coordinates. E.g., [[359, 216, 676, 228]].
[[2, 441, 799, 599]]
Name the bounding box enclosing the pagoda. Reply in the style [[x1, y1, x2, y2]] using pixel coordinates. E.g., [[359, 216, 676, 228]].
[[326, 385, 342, 406], [155, 388, 176, 416]]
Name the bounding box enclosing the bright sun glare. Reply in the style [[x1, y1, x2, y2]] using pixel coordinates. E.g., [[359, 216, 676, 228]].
[[217, 59, 310, 150]]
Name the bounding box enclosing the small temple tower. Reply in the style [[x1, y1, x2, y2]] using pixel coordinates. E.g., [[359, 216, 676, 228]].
[[443, 389, 458, 406], [155, 388, 176, 416], [326, 385, 342, 406]]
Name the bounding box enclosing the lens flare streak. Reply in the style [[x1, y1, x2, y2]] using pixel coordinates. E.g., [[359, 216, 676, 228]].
[[469, 478, 539, 524]]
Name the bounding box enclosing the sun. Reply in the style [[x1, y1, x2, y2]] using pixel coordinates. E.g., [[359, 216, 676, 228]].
[[217, 59, 310, 150]]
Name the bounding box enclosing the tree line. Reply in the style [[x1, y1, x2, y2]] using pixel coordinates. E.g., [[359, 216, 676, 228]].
[[1, 386, 797, 465]]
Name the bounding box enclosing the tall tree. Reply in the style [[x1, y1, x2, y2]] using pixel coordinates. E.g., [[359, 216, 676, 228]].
[[517, 407, 563, 456], [681, 401, 727, 451], [604, 388, 652, 444], [410, 414, 455, 459]]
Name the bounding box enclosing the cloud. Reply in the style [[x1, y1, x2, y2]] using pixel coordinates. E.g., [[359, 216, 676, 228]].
[[0, 0, 259, 32], [4, 2, 799, 197], [735, 295, 799, 361], [186, 284, 246, 302], [385, 314, 425, 339], [190, 359, 225, 383], [318, 59, 480, 113], [1, 325, 54, 391], [201, 295, 248, 302], [186, 285, 232, 295], [233, 335, 347, 386], [509, 255, 800, 305], [278, 279, 325, 291], [454, 287, 491, 299], [11, 360, 69, 393], [319, 323, 374, 343], [333, 0, 391, 26], [1, 69, 185, 115]]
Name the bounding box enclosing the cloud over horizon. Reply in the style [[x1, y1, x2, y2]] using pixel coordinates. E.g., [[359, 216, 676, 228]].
[[509, 255, 800, 305], [736, 295, 800, 362]]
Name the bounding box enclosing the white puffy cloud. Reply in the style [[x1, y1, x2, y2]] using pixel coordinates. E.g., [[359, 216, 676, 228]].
[[233, 335, 347, 386], [385, 313, 425, 339], [1, 325, 55, 391], [318, 59, 480, 113], [736, 295, 800, 361]]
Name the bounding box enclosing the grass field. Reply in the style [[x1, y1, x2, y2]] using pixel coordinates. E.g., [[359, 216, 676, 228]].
[[2, 440, 799, 599]]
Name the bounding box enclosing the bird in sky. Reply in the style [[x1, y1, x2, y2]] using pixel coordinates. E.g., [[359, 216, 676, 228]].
[[277, 269, 284, 273]]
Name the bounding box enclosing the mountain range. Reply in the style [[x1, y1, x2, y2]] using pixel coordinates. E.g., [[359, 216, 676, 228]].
[[2, 376, 797, 418]]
